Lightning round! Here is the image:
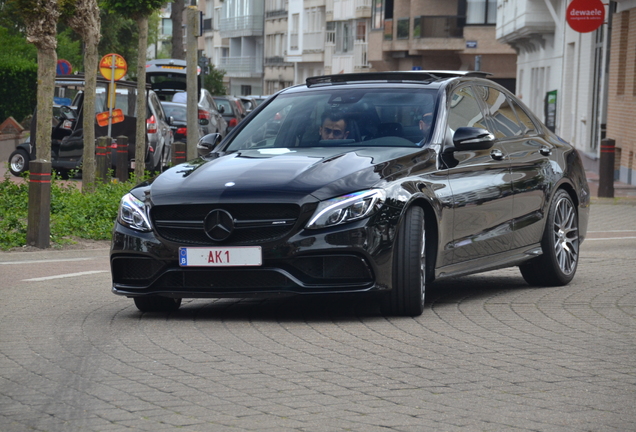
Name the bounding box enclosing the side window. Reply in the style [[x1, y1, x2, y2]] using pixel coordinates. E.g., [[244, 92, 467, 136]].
[[151, 94, 165, 121], [477, 85, 523, 139], [510, 99, 537, 134], [447, 86, 487, 132]]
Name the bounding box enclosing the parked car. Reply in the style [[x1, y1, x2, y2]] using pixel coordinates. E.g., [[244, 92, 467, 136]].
[[146, 59, 226, 138], [213, 96, 246, 134], [9, 75, 172, 177], [237, 96, 259, 115], [111, 71, 590, 316], [160, 101, 204, 143]]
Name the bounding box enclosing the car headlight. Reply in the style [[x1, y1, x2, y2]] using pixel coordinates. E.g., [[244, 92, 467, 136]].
[[117, 193, 152, 232], [306, 189, 386, 230]]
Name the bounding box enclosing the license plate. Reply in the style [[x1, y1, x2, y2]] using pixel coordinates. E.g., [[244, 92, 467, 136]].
[[179, 246, 262, 267]]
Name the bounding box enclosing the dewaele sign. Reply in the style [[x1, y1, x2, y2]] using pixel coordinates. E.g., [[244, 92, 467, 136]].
[[566, 0, 606, 33]]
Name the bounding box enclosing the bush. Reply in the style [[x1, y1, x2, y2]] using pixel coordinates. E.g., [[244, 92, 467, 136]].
[[0, 172, 138, 250], [0, 55, 38, 124]]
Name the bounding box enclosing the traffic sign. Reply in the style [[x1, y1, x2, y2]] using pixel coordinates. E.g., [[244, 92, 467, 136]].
[[99, 53, 128, 81], [56, 59, 72, 75], [96, 109, 124, 127], [567, 0, 605, 33]]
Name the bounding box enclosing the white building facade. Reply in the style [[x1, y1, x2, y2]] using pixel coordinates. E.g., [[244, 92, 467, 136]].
[[497, 0, 608, 160]]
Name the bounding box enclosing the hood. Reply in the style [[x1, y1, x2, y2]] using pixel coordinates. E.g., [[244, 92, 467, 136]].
[[148, 146, 426, 206]]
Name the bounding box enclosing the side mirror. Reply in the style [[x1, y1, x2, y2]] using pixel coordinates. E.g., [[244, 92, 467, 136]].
[[452, 127, 495, 151], [168, 116, 174, 126], [218, 105, 225, 114], [197, 133, 223, 155]]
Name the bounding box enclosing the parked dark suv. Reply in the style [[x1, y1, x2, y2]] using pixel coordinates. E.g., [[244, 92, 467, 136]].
[[111, 71, 590, 316], [9, 74, 172, 176]]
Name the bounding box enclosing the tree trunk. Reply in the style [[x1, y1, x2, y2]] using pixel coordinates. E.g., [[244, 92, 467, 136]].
[[171, 0, 185, 60], [134, 16, 149, 181], [67, 0, 101, 193], [35, 48, 57, 162], [81, 35, 99, 192]]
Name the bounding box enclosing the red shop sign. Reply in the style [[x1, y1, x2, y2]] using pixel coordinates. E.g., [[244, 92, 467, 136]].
[[567, 0, 605, 33]]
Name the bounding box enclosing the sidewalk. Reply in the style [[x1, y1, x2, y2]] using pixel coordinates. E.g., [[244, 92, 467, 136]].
[[585, 170, 636, 201]]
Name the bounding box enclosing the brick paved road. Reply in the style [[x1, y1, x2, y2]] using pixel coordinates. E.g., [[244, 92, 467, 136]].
[[1, 202, 635, 432]]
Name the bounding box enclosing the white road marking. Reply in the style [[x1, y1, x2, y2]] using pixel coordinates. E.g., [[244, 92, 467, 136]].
[[0, 257, 95, 265], [22, 271, 108, 282]]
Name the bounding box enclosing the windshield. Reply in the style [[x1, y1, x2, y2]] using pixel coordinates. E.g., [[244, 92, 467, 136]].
[[225, 88, 438, 151]]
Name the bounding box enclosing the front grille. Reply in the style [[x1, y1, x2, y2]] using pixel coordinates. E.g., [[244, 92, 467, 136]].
[[151, 203, 300, 245]]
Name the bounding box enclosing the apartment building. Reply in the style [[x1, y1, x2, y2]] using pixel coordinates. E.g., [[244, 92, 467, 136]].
[[206, 0, 265, 96], [264, 0, 294, 95], [368, 0, 516, 91]]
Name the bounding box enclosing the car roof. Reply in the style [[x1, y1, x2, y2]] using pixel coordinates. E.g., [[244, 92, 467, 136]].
[[300, 71, 491, 90]]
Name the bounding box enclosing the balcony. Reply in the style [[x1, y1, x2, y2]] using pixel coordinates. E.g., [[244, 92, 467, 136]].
[[219, 14, 264, 38], [218, 56, 263, 78], [266, 9, 287, 19], [265, 56, 292, 66], [414, 16, 465, 39], [497, 0, 557, 44]]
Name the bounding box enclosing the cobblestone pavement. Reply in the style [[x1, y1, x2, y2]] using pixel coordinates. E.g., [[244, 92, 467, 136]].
[[1, 202, 635, 432]]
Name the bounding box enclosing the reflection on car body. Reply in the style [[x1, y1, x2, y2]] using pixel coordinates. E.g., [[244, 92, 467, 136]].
[[111, 71, 590, 316]]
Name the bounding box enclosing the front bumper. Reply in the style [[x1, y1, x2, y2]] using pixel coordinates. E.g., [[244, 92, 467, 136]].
[[110, 217, 396, 299]]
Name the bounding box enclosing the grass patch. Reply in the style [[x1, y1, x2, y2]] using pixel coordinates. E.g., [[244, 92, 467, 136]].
[[0, 171, 142, 251]]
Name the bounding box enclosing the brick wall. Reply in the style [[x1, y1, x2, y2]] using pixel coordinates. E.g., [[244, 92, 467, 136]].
[[607, 9, 636, 185]]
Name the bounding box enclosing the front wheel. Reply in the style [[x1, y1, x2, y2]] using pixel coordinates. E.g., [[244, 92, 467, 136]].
[[383, 206, 427, 316], [9, 149, 30, 176], [520, 189, 579, 286], [134, 296, 182, 313]]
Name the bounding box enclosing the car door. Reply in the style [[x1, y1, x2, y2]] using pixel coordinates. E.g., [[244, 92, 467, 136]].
[[477, 85, 555, 250], [443, 84, 514, 264]]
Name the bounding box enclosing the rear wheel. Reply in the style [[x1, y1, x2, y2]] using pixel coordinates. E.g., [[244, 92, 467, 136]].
[[9, 149, 30, 176], [383, 206, 427, 316], [520, 189, 579, 286], [133, 296, 182, 312]]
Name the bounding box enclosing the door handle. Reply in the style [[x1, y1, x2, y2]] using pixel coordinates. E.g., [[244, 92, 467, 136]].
[[540, 146, 552, 156], [490, 149, 505, 160]]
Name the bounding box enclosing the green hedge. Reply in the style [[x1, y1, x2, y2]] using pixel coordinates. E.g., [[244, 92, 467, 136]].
[[0, 56, 38, 125]]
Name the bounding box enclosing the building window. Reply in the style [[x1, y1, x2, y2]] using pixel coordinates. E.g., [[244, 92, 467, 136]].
[[465, 0, 496, 25], [372, 0, 384, 29], [290, 13, 299, 50], [397, 18, 409, 39], [162, 18, 172, 36], [384, 19, 393, 40], [241, 85, 252, 96], [326, 21, 335, 44], [335, 21, 353, 54], [356, 21, 367, 42]]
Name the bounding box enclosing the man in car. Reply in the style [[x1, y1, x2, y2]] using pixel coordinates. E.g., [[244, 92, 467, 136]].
[[319, 110, 350, 141]]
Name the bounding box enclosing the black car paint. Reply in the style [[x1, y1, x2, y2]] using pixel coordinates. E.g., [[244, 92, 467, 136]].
[[110, 73, 590, 312]]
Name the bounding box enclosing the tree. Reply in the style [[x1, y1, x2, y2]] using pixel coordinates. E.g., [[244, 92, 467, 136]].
[[170, 0, 184, 60], [66, 0, 100, 192], [102, 0, 164, 181], [204, 65, 226, 96], [13, 0, 61, 248]]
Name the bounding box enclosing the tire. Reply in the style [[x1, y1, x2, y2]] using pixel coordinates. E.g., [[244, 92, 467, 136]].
[[133, 296, 182, 313], [9, 149, 30, 177], [520, 189, 579, 286], [383, 206, 427, 316]]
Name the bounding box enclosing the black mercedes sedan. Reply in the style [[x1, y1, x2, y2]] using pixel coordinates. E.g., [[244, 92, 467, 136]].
[[110, 71, 590, 316]]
